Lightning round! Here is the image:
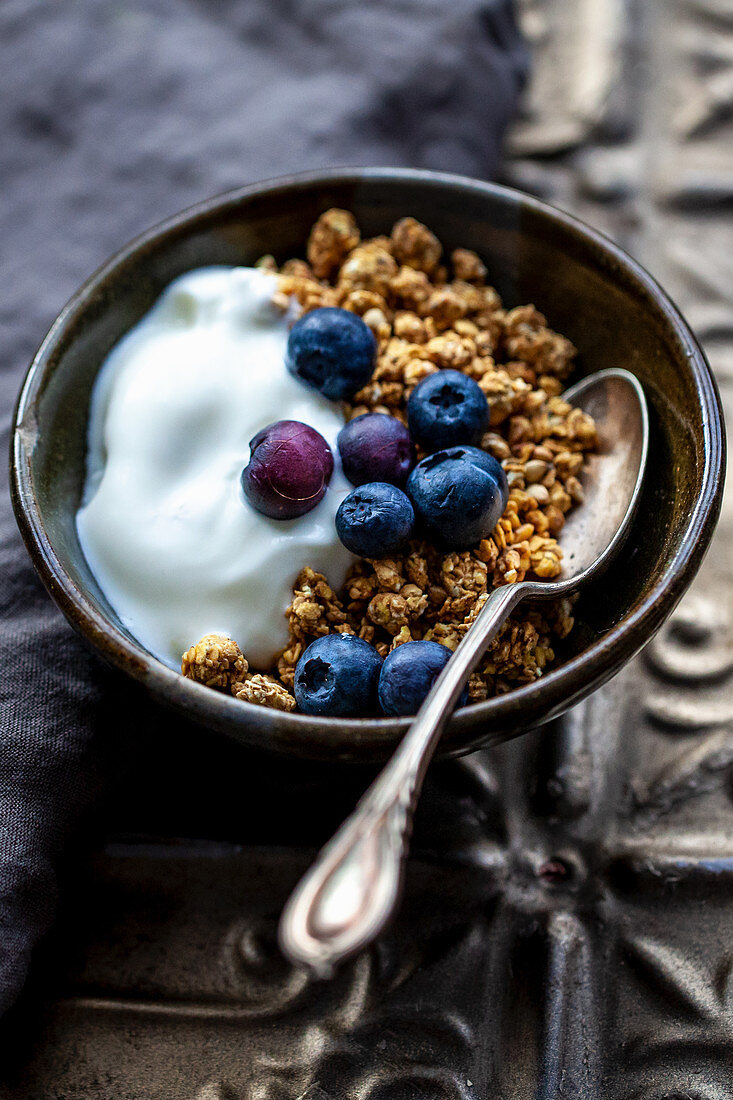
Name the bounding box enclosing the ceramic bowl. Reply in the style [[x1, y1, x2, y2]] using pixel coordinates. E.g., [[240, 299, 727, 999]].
[[10, 169, 725, 761]]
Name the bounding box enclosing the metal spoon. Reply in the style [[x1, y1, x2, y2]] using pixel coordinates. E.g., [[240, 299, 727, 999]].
[[279, 368, 648, 976]]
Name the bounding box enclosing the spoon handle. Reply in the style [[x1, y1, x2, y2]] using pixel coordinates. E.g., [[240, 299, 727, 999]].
[[278, 582, 526, 975]]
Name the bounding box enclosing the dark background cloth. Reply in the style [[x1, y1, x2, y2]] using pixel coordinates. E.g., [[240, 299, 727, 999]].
[[0, 0, 528, 1016]]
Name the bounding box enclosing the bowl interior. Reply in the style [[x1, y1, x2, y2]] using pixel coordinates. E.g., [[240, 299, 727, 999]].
[[13, 171, 723, 761]]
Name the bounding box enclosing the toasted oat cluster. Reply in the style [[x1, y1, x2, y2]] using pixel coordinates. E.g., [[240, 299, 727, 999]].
[[181, 633, 296, 712], [181, 633, 248, 691], [183, 210, 597, 711], [232, 673, 296, 712]]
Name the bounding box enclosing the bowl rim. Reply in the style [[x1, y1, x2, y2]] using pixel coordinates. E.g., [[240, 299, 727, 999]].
[[10, 166, 726, 759]]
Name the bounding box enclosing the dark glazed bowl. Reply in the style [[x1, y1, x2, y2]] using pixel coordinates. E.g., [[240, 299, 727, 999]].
[[11, 169, 725, 762]]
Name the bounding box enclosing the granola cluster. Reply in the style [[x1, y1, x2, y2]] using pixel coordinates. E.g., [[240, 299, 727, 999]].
[[182, 209, 597, 710], [182, 632, 296, 712], [181, 633, 248, 691]]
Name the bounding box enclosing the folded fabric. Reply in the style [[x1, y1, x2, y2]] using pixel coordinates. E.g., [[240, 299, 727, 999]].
[[0, 0, 528, 1016]]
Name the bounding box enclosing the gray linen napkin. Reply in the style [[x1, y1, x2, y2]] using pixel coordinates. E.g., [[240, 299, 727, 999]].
[[0, 0, 528, 1015]]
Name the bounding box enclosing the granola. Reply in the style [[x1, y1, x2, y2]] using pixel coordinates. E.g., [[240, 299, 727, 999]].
[[184, 210, 597, 709], [181, 633, 248, 691], [232, 673, 297, 713]]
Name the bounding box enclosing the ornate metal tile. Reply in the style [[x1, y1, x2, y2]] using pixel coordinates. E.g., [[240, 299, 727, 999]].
[[3, 652, 732, 1096]]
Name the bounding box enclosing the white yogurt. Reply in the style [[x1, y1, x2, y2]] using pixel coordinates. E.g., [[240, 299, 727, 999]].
[[77, 266, 355, 670]]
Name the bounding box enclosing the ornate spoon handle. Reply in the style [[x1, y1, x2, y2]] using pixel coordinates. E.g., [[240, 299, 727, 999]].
[[279, 582, 526, 975]]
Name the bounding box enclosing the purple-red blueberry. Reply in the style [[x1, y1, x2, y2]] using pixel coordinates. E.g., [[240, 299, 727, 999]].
[[337, 413, 415, 487], [241, 419, 334, 520]]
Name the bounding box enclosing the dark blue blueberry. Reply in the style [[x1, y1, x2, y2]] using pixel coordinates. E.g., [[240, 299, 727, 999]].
[[406, 445, 508, 550], [407, 369, 489, 452], [378, 640, 469, 717], [337, 413, 414, 487], [294, 634, 383, 717], [335, 482, 415, 557], [286, 307, 377, 401]]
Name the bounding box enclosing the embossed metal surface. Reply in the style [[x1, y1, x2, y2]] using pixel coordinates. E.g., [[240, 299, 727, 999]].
[[1, 1, 731, 1095]]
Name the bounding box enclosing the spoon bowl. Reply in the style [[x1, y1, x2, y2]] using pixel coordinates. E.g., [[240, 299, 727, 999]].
[[554, 370, 648, 588], [280, 368, 649, 974]]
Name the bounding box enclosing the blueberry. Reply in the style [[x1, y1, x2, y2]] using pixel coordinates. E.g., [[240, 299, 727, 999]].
[[337, 413, 414, 487], [241, 419, 334, 520], [335, 482, 415, 557], [294, 634, 383, 717], [406, 445, 508, 550], [286, 307, 377, 400], [378, 640, 469, 717], [407, 369, 489, 452]]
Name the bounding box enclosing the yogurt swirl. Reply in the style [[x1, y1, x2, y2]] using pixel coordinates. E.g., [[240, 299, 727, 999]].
[[77, 266, 354, 670]]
